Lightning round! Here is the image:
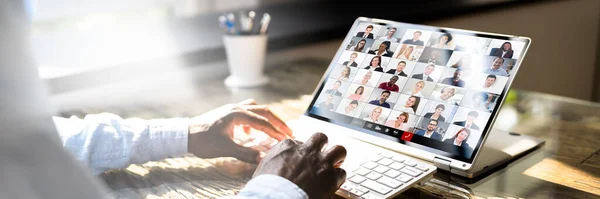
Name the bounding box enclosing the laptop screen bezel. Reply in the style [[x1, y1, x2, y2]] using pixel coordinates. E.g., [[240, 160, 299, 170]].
[[303, 17, 531, 165]]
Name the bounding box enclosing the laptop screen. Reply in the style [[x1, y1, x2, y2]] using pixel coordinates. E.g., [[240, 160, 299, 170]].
[[305, 18, 530, 163]]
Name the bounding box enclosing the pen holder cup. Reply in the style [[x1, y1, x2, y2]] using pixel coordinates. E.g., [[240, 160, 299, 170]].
[[223, 34, 269, 88]]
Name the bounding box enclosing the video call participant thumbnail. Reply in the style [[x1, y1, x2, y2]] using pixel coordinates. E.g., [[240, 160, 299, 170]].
[[334, 66, 352, 81], [368, 41, 393, 57], [431, 86, 460, 105], [483, 74, 496, 89], [364, 56, 384, 72], [411, 64, 436, 82], [443, 128, 474, 156], [398, 96, 421, 115], [489, 42, 514, 58], [396, 45, 415, 60], [369, 90, 391, 108], [317, 95, 336, 111], [429, 33, 454, 50], [378, 27, 399, 42], [386, 61, 408, 77], [415, 119, 443, 140], [343, 52, 359, 67], [349, 86, 365, 101], [440, 69, 466, 88], [453, 111, 480, 130], [378, 75, 400, 92], [404, 80, 425, 97], [423, 104, 447, 122], [385, 112, 410, 131], [356, 24, 375, 39], [324, 80, 343, 96], [418, 47, 452, 66], [484, 57, 509, 77], [352, 39, 367, 52], [363, 106, 384, 124], [339, 99, 360, 116], [354, 70, 376, 87], [402, 30, 424, 46]]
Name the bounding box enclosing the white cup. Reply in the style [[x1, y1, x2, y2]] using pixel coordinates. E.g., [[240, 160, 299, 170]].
[[223, 34, 269, 88]]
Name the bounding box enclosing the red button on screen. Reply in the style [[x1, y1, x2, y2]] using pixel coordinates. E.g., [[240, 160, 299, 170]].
[[400, 132, 414, 142]]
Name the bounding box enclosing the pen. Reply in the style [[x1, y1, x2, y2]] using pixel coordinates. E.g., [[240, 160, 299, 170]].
[[259, 13, 271, 35], [226, 13, 236, 34], [218, 15, 227, 32]]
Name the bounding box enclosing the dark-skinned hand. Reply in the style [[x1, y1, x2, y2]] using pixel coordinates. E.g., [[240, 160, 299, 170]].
[[253, 133, 347, 199]]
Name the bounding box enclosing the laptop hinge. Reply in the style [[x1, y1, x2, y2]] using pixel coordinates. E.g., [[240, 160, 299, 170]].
[[433, 157, 452, 171]]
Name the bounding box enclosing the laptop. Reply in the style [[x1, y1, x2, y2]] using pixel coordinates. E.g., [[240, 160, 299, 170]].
[[280, 17, 536, 198]]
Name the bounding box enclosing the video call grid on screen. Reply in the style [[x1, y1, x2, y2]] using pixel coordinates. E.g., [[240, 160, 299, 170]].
[[308, 19, 529, 163]]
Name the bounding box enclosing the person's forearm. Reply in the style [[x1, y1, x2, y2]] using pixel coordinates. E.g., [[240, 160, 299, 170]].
[[53, 113, 189, 175]]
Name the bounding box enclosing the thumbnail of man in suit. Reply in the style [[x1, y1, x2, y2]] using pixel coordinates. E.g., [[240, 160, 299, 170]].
[[324, 81, 343, 96], [411, 64, 435, 82], [356, 25, 374, 39], [453, 111, 480, 130], [415, 119, 443, 140], [386, 61, 408, 77]]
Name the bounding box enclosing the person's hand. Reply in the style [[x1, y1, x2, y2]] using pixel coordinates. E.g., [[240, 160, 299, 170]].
[[253, 133, 347, 199], [187, 99, 293, 164]]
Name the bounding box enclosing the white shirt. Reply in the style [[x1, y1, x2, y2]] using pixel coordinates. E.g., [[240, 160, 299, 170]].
[[378, 36, 398, 42], [432, 93, 458, 105], [404, 91, 424, 98], [423, 131, 434, 138], [423, 75, 430, 81]]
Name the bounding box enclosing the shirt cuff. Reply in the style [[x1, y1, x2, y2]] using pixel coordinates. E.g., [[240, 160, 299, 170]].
[[237, 174, 308, 199], [147, 117, 189, 160]]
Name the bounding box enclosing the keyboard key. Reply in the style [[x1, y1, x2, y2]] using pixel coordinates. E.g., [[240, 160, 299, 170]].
[[349, 175, 366, 184], [362, 193, 383, 199], [397, 175, 413, 183], [415, 165, 429, 171], [373, 165, 389, 173], [354, 168, 371, 176], [389, 162, 405, 170], [403, 160, 417, 167], [403, 166, 423, 175], [361, 180, 392, 195], [391, 156, 405, 163], [362, 161, 378, 169], [362, 193, 384, 199], [379, 152, 393, 158], [384, 170, 401, 178], [377, 158, 394, 166], [377, 176, 403, 189], [365, 172, 382, 180], [370, 155, 383, 162], [340, 182, 355, 191], [354, 186, 370, 193], [349, 189, 365, 197], [401, 168, 422, 177]]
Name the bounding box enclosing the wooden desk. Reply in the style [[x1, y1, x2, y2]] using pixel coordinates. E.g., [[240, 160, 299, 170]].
[[55, 52, 600, 199]]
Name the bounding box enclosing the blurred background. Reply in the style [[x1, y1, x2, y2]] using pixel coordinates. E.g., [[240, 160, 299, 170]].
[[32, 0, 600, 115]]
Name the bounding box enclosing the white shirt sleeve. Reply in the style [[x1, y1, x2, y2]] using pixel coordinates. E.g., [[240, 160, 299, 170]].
[[227, 174, 308, 199], [53, 113, 189, 175]]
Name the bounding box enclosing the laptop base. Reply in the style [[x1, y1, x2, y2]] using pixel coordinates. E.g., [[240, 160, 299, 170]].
[[450, 128, 545, 178]]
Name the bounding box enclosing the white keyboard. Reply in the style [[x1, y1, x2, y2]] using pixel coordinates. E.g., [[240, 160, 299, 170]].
[[232, 126, 436, 199], [337, 151, 436, 199]]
